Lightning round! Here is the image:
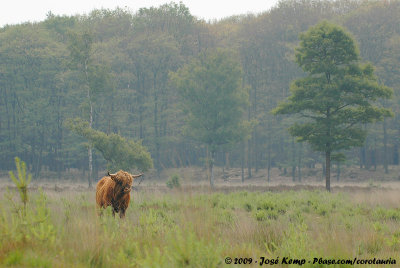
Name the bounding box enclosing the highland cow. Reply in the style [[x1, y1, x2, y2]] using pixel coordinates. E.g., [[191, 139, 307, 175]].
[[96, 170, 143, 218]]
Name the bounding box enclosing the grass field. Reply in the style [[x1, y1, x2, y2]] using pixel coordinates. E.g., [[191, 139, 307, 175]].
[[1, 179, 400, 267]]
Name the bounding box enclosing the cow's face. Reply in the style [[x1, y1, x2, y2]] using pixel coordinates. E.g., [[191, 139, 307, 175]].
[[108, 170, 137, 193]]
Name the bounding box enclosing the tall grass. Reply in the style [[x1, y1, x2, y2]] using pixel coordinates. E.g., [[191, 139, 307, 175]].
[[1, 174, 400, 267]]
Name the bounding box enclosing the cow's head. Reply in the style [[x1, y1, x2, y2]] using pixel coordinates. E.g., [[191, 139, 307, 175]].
[[108, 170, 143, 193]]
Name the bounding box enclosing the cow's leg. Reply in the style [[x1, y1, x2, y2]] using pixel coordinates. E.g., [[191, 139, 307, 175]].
[[112, 209, 116, 217], [119, 209, 126, 219]]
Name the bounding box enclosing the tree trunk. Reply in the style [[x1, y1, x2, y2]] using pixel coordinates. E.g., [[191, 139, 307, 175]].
[[86, 62, 93, 189], [359, 148, 364, 169], [325, 151, 331, 192], [210, 151, 215, 188], [4, 87, 12, 170], [247, 139, 252, 178], [298, 142, 302, 182], [87, 100, 93, 188], [291, 138, 296, 182], [225, 152, 230, 170], [394, 143, 399, 165], [153, 73, 161, 175], [206, 146, 210, 181], [253, 80, 258, 173], [241, 142, 245, 183], [88, 146, 93, 187], [383, 118, 388, 174], [373, 137, 377, 171], [336, 162, 340, 182], [267, 143, 271, 183]]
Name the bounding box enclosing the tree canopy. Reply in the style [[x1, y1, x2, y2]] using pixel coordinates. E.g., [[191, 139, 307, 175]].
[[171, 49, 251, 185], [67, 118, 153, 172], [273, 21, 393, 191], [0, 1, 399, 182]]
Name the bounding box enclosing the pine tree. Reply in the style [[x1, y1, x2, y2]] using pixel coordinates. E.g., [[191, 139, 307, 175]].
[[273, 21, 392, 191]]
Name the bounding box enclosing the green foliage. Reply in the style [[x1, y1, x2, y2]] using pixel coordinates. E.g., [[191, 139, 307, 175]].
[[274, 21, 393, 154], [167, 229, 222, 268], [67, 29, 110, 98], [1, 0, 400, 177], [3, 250, 23, 266], [67, 30, 93, 69], [372, 207, 400, 221], [0, 189, 56, 247], [67, 118, 153, 172], [295, 21, 359, 75], [278, 222, 312, 258], [29, 191, 56, 244], [8, 157, 32, 210], [24, 254, 52, 268], [171, 49, 251, 153], [166, 174, 181, 189], [0, 159, 55, 257], [2, 188, 400, 266], [273, 21, 393, 190], [135, 246, 168, 268]]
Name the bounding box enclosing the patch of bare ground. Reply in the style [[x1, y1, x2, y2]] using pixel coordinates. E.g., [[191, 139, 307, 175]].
[[1, 166, 400, 194]]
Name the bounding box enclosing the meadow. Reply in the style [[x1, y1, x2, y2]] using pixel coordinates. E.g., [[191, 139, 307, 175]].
[[1, 179, 400, 267]]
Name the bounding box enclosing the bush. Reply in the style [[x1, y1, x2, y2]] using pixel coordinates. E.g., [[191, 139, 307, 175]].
[[166, 174, 181, 189], [0, 158, 55, 249]]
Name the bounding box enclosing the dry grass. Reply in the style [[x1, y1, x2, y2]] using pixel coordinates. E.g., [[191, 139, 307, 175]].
[[1, 179, 400, 267]]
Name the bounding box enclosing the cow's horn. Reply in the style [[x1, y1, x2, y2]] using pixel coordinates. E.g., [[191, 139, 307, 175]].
[[132, 173, 143, 178], [108, 171, 117, 177]]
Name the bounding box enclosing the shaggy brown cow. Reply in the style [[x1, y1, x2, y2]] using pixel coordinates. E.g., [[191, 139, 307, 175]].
[[96, 170, 143, 218]]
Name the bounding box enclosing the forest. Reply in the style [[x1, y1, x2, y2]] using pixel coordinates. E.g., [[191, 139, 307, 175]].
[[1, 0, 399, 184]]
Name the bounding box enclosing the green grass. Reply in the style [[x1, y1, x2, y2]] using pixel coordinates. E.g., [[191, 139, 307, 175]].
[[1, 188, 399, 267]]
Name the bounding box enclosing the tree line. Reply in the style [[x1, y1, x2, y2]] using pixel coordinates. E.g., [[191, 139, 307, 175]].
[[0, 0, 399, 184]]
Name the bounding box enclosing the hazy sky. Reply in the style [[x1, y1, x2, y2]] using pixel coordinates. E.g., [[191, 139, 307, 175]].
[[0, 0, 280, 27]]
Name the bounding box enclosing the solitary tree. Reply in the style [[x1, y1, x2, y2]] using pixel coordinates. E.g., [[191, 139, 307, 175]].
[[171, 49, 251, 187], [273, 21, 392, 191], [67, 31, 109, 187], [67, 118, 153, 172]]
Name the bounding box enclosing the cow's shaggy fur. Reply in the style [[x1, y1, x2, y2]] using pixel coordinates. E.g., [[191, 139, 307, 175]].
[[96, 170, 142, 218]]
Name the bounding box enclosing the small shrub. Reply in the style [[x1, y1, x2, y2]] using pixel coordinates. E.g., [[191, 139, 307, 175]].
[[89, 246, 106, 268], [167, 229, 222, 267], [373, 207, 400, 221], [258, 200, 276, 211], [25, 255, 52, 268], [166, 174, 181, 189], [211, 195, 220, 208], [0, 158, 55, 247], [243, 203, 252, 212], [277, 223, 311, 258], [255, 210, 268, 221], [8, 157, 32, 213], [364, 235, 384, 254], [255, 210, 278, 221], [386, 233, 400, 251], [137, 246, 168, 267], [29, 190, 56, 244], [316, 204, 329, 216], [3, 250, 23, 266], [217, 210, 235, 225]]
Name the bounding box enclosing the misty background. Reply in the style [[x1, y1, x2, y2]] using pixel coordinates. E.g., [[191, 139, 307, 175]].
[[0, 0, 399, 184]]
